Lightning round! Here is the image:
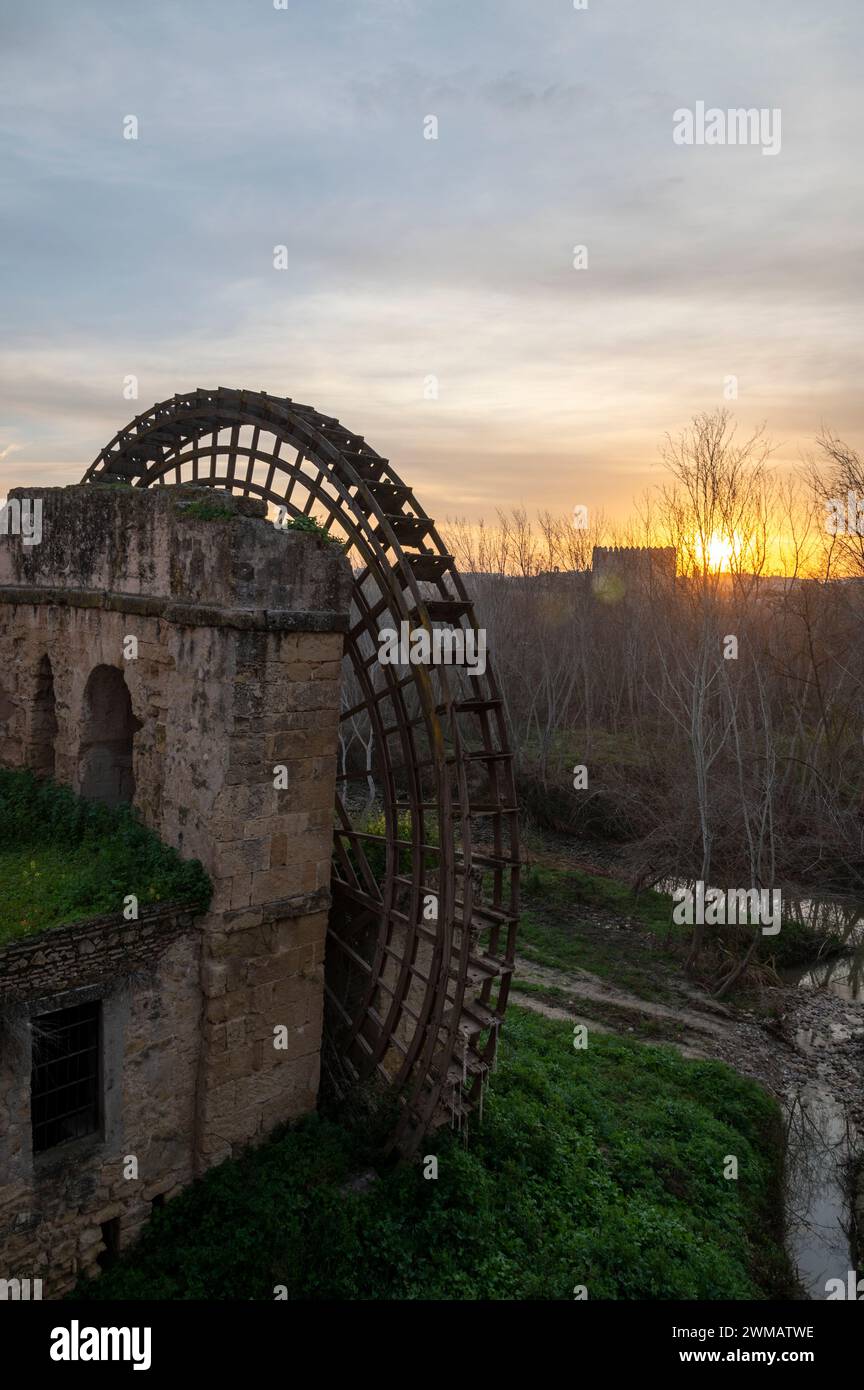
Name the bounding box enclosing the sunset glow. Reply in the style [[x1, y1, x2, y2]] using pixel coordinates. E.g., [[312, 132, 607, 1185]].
[[695, 531, 742, 572]]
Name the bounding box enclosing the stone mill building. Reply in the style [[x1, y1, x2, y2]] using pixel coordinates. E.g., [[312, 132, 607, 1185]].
[[0, 483, 353, 1295]]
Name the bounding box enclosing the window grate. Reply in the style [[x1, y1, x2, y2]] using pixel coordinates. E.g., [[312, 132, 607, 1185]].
[[31, 1001, 101, 1153]]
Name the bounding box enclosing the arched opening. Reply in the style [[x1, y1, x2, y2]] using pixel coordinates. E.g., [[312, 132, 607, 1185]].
[[30, 654, 58, 779], [78, 665, 141, 806]]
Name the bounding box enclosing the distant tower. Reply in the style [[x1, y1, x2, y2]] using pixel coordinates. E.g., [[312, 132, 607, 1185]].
[[591, 546, 676, 601]]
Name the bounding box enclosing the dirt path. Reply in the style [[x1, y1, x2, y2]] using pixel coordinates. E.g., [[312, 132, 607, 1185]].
[[512, 954, 864, 1135]]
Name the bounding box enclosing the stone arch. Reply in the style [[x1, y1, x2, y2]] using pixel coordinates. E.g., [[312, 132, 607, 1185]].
[[29, 654, 59, 779], [78, 665, 141, 807]]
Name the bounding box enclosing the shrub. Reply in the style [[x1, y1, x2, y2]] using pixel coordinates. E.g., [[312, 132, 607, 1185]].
[[0, 769, 211, 945]]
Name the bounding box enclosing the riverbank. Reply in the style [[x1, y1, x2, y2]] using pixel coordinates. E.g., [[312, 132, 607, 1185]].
[[512, 849, 864, 1298]]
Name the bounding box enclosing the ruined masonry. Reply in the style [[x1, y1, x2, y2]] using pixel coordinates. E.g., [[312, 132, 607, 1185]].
[[0, 484, 353, 1295]]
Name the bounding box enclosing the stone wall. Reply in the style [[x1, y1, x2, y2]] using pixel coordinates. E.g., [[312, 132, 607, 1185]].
[[0, 902, 198, 1006], [0, 483, 352, 1295], [0, 912, 202, 1296]]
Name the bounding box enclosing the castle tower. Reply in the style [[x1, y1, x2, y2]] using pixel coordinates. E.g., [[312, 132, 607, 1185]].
[[590, 545, 676, 600]]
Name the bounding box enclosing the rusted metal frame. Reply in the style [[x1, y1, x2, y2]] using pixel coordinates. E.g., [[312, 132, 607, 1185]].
[[263, 436, 282, 496], [334, 766, 386, 784], [378, 644, 464, 1133], [339, 671, 417, 723], [331, 817, 365, 895], [380, 712, 428, 738], [333, 795, 382, 903], [348, 593, 391, 640], [255, 442, 419, 1073], [353, 640, 442, 1084], [450, 670, 507, 975], [312, 477, 504, 1094], [325, 925, 378, 980], [94, 397, 336, 482], [344, 829, 441, 858], [323, 981, 361, 1034], [336, 495, 465, 1123], [331, 926, 430, 1021]]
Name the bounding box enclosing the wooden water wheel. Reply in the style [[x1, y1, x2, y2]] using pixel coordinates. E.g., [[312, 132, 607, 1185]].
[[83, 388, 520, 1154]]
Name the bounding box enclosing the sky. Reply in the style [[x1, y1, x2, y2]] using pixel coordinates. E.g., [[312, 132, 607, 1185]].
[[1, 0, 862, 527]]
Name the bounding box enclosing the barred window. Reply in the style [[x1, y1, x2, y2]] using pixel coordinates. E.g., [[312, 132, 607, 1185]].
[[31, 1001, 101, 1153]]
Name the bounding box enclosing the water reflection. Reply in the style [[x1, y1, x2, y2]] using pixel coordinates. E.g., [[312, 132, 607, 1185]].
[[786, 953, 864, 1001], [660, 879, 864, 1000], [784, 1088, 855, 1299]]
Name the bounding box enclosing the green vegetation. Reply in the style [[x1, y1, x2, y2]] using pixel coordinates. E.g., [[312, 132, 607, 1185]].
[[74, 1006, 793, 1301], [510, 978, 578, 1008], [519, 860, 842, 986], [344, 807, 440, 880], [523, 862, 674, 936], [177, 499, 236, 521], [281, 514, 343, 545], [518, 863, 682, 1000], [518, 728, 654, 839], [0, 769, 211, 946], [759, 914, 846, 970]]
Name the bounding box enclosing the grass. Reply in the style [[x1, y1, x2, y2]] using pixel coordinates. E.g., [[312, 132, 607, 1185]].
[[517, 862, 682, 1001], [280, 514, 344, 545], [0, 769, 211, 946], [73, 1006, 794, 1301], [511, 979, 578, 1008], [522, 861, 678, 937], [518, 860, 843, 986], [511, 980, 688, 1044], [177, 500, 236, 521]]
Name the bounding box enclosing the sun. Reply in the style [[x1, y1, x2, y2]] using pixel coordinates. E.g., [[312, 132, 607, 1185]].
[[695, 530, 740, 572]]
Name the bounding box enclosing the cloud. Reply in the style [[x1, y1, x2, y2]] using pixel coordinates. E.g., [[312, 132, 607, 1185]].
[[0, 0, 861, 523]]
